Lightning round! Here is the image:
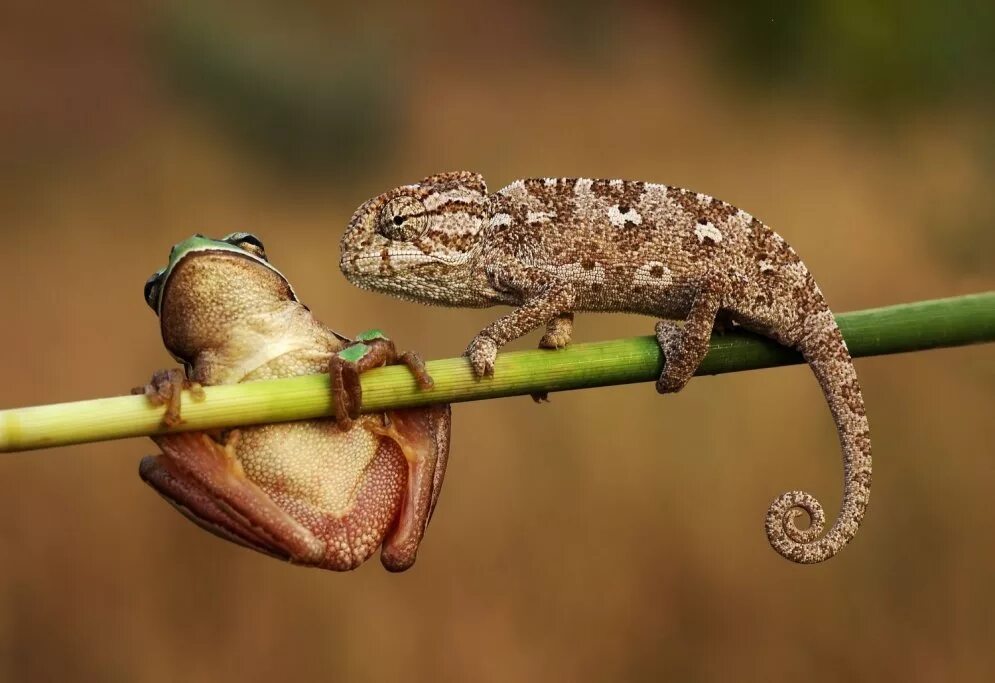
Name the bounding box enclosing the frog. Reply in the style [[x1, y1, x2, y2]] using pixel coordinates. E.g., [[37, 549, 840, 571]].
[[135, 233, 450, 572]]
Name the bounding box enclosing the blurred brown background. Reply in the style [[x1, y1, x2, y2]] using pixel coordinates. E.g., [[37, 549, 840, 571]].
[[2, 1, 994, 681]]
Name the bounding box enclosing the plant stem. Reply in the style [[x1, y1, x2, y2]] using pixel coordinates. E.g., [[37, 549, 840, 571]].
[[1, 292, 993, 453]]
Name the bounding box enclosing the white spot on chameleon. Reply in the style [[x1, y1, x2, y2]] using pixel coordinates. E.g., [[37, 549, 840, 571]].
[[527, 210, 556, 224], [607, 205, 642, 227], [609, 179, 624, 190], [758, 259, 775, 273], [491, 213, 512, 228], [696, 192, 713, 204], [555, 261, 605, 284], [543, 177, 558, 188], [574, 178, 594, 196], [635, 261, 673, 286], [694, 221, 723, 243], [641, 183, 669, 207]]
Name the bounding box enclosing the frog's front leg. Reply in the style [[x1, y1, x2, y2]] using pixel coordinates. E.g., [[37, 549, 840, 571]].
[[467, 267, 576, 377], [132, 368, 205, 427], [329, 330, 434, 431], [141, 431, 325, 563]]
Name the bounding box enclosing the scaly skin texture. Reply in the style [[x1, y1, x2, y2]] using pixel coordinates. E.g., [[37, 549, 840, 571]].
[[339, 172, 872, 564], [139, 234, 450, 571]]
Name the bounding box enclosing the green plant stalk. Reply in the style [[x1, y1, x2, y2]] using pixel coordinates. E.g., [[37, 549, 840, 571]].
[[1, 292, 993, 453]]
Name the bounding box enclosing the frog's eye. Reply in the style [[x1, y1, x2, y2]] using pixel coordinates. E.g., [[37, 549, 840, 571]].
[[222, 232, 268, 260], [377, 196, 427, 242], [144, 270, 164, 311]]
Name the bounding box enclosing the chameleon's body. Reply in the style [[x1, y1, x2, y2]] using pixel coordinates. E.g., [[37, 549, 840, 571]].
[[339, 172, 872, 564]]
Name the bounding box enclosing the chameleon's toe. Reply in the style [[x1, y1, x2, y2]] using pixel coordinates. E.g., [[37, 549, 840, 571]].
[[538, 331, 570, 349], [654, 321, 692, 394], [466, 336, 498, 378]]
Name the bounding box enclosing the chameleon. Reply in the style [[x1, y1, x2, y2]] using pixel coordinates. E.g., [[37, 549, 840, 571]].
[[338, 171, 872, 564]]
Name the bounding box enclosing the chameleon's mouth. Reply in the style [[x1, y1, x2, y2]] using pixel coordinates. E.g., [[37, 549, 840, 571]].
[[341, 249, 466, 277]]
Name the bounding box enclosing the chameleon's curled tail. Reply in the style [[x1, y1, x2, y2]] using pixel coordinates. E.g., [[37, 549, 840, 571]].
[[764, 308, 873, 564]]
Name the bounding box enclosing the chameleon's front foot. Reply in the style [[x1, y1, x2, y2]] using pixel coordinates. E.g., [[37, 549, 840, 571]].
[[538, 312, 574, 350], [132, 368, 205, 428], [466, 335, 498, 378], [330, 331, 434, 430]]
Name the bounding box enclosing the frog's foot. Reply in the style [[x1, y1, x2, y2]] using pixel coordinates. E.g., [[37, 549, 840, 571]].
[[329, 353, 364, 431], [132, 368, 205, 428], [368, 405, 452, 572], [143, 431, 324, 563], [330, 336, 435, 431]]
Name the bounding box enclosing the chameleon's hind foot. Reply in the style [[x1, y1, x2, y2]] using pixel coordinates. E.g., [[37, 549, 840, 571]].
[[654, 321, 699, 394]]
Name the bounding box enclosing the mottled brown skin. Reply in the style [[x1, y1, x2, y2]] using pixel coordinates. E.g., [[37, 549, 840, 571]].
[[139, 238, 450, 571], [339, 172, 872, 564]]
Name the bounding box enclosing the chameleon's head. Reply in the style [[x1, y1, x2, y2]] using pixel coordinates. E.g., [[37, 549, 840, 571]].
[[339, 171, 489, 303]]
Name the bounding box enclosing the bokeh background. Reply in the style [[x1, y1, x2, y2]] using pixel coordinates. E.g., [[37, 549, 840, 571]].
[[2, 1, 994, 680]]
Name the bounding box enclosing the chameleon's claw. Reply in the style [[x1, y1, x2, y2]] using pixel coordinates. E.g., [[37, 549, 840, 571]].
[[132, 368, 204, 428], [654, 320, 694, 394], [538, 312, 574, 349], [466, 336, 497, 378]]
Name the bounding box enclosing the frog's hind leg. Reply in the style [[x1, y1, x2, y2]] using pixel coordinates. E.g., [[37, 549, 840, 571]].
[[146, 432, 325, 564], [369, 405, 452, 572], [139, 454, 288, 559]]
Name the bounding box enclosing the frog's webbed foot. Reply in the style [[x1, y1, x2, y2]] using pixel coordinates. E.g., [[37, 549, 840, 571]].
[[142, 431, 324, 563], [368, 405, 452, 571], [329, 333, 434, 431], [132, 368, 205, 428]]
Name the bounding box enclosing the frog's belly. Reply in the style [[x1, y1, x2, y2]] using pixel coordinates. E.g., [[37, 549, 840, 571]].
[[236, 420, 393, 516]]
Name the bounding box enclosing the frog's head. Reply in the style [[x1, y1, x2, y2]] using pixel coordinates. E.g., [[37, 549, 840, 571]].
[[144, 233, 298, 364], [339, 171, 490, 305]]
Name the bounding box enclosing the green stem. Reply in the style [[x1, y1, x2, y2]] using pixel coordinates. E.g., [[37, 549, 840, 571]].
[[1, 292, 993, 453]]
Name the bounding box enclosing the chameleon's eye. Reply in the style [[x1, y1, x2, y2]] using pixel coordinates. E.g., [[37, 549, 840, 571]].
[[377, 196, 427, 242], [144, 270, 164, 311], [222, 232, 268, 260]]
